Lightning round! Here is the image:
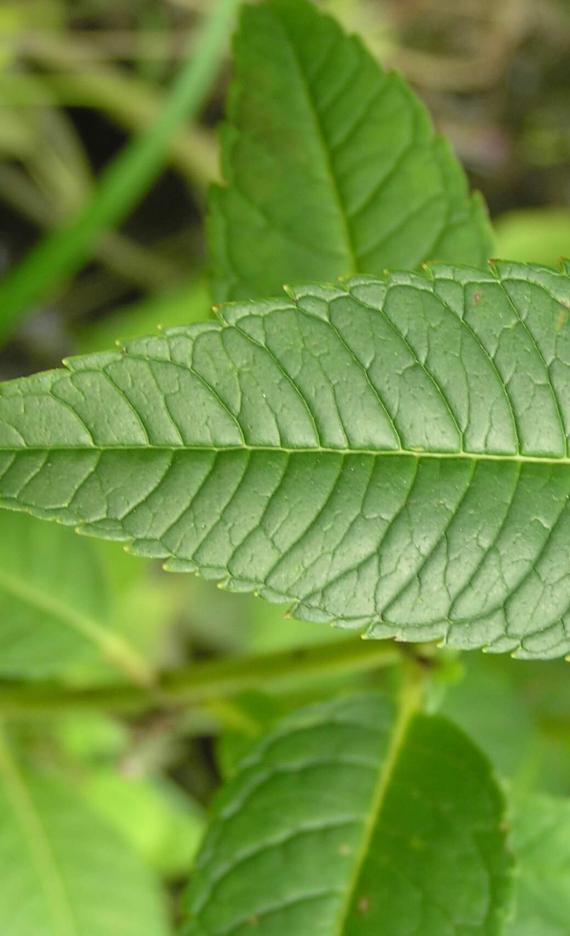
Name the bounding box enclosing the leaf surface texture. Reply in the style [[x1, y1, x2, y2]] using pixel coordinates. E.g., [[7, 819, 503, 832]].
[[1, 262, 570, 658]]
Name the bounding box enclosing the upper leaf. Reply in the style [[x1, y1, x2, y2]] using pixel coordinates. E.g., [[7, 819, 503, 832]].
[[181, 692, 513, 935], [209, 0, 493, 301], [1, 262, 570, 659], [506, 794, 570, 936], [0, 740, 171, 936]]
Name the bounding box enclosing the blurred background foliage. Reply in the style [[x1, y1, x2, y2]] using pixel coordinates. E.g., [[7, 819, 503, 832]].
[[0, 0, 569, 926]]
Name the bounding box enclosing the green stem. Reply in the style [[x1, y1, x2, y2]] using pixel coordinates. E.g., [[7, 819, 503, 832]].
[[0, 638, 401, 716], [0, 0, 239, 344]]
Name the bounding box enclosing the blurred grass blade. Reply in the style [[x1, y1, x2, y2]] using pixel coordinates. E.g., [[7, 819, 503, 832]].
[[506, 794, 570, 935], [5, 47, 218, 190], [0, 0, 240, 344]]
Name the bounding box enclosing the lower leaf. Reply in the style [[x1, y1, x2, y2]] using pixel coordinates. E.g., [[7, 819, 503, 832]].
[[182, 692, 513, 935]]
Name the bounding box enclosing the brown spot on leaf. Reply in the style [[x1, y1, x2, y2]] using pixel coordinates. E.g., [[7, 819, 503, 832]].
[[556, 304, 569, 332], [357, 896, 370, 914]]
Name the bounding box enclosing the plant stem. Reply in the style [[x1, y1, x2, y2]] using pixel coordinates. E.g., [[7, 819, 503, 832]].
[[0, 638, 402, 716], [0, 0, 239, 344]]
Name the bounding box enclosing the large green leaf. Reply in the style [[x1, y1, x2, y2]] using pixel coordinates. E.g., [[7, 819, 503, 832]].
[[209, 0, 493, 301], [0, 511, 151, 682], [506, 794, 570, 936], [1, 262, 570, 658], [0, 737, 171, 936], [181, 692, 512, 935]]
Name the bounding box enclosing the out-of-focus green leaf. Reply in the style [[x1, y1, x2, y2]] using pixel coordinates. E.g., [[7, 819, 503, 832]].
[[442, 655, 570, 796], [495, 209, 570, 267], [0, 737, 172, 936], [441, 656, 540, 789], [0, 512, 151, 683], [82, 771, 205, 878], [77, 280, 210, 354], [215, 691, 284, 779], [507, 794, 570, 936], [54, 711, 128, 764]]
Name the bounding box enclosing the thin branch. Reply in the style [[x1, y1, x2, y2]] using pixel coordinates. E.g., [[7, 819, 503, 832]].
[[0, 638, 403, 716]]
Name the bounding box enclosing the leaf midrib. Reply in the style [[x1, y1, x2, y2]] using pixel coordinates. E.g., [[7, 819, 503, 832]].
[[276, 10, 358, 273], [3, 445, 570, 465], [333, 679, 421, 934]]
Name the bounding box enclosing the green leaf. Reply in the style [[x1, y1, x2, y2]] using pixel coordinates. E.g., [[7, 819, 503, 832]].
[[1, 262, 570, 658], [442, 654, 570, 795], [495, 209, 570, 268], [181, 692, 512, 935], [506, 794, 570, 936], [209, 0, 493, 302], [76, 279, 210, 354], [82, 771, 205, 878], [0, 736, 172, 936], [440, 656, 540, 788], [0, 511, 151, 682]]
